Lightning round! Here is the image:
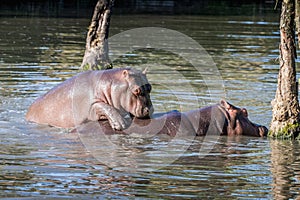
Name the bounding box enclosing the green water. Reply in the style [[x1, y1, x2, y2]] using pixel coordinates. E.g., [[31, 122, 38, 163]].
[[1, 14, 299, 199]]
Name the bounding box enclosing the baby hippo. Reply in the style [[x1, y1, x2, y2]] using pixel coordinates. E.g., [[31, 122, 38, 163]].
[[26, 68, 153, 130]]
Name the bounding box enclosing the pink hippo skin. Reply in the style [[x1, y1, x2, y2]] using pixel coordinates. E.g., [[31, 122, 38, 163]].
[[26, 68, 153, 130], [77, 100, 268, 137]]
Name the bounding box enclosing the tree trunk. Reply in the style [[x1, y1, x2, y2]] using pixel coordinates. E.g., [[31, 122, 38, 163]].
[[269, 0, 300, 138], [296, 0, 300, 48], [80, 0, 114, 70]]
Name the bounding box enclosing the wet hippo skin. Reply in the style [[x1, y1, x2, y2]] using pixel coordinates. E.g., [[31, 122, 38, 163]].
[[78, 100, 268, 137], [184, 100, 268, 137], [26, 68, 153, 130]]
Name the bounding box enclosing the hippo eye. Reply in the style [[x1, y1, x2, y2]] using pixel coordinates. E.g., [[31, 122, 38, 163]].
[[241, 108, 248, 117], [143, 84, 152, 93], [139, 90, 146, 96], [132, 84, 151, 97]]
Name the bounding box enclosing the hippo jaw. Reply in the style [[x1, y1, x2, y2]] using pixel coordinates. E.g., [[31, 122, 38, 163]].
[[235, 120, 268, 137]]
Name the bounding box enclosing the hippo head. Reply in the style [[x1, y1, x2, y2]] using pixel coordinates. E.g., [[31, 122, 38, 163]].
[[119, 68, 154, 118], [218, 100, 268, 137]]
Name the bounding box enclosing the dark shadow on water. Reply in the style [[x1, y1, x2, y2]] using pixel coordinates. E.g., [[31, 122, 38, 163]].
[[0, 0, 279, 17]]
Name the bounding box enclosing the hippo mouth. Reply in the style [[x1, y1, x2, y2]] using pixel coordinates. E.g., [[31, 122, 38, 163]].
[[130, 107, 152, 119], [133, 105, 153, 119], [258, 125, 268, 137], [131, 113, 151, 119], [137, 107, 153, 118]]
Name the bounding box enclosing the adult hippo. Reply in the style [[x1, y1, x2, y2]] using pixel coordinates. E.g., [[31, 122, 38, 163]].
[[26, 68, 153, 130], [184, 100, 268, 137], [77, 100, 268, 137]]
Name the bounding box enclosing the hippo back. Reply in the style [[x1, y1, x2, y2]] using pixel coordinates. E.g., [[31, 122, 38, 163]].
[[184, 105, 227, 136]]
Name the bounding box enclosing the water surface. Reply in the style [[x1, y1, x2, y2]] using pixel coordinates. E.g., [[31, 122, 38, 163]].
[[1, 14, 300, 199]]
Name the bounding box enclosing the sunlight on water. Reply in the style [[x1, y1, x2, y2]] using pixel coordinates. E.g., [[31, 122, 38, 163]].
[[1, 15, 300, 199]]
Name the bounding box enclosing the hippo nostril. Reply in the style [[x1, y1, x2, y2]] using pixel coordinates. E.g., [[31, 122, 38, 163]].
[[137, 108, 151, 119], [144, 107, 149, 114]]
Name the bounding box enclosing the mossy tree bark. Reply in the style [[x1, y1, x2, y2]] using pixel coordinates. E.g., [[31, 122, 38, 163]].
[[269, 0, 300, 138], [80, 0, 114, 70]]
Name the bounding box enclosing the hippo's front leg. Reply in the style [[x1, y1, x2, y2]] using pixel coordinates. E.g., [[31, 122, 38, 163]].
[[89, 102, 130, 130]]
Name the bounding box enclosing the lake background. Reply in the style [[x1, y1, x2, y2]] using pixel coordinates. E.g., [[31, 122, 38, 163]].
[[1, 1, 300, 199]]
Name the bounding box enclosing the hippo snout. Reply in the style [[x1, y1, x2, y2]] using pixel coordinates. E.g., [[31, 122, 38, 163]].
[[144, 107, 150, 115], [137, 106, 154, 119], [258, 126, 268, 137], [141, 106, 154, 118]]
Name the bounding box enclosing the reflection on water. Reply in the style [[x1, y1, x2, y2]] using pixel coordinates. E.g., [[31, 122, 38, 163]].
[[270, 140, 300, 199], [1, 14, 300, 198]]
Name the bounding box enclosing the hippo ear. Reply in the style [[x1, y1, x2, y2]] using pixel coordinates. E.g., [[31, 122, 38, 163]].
[[142, 67, 148, 75], [220, 99, 231, 110], [122, 69, 129, 78]]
